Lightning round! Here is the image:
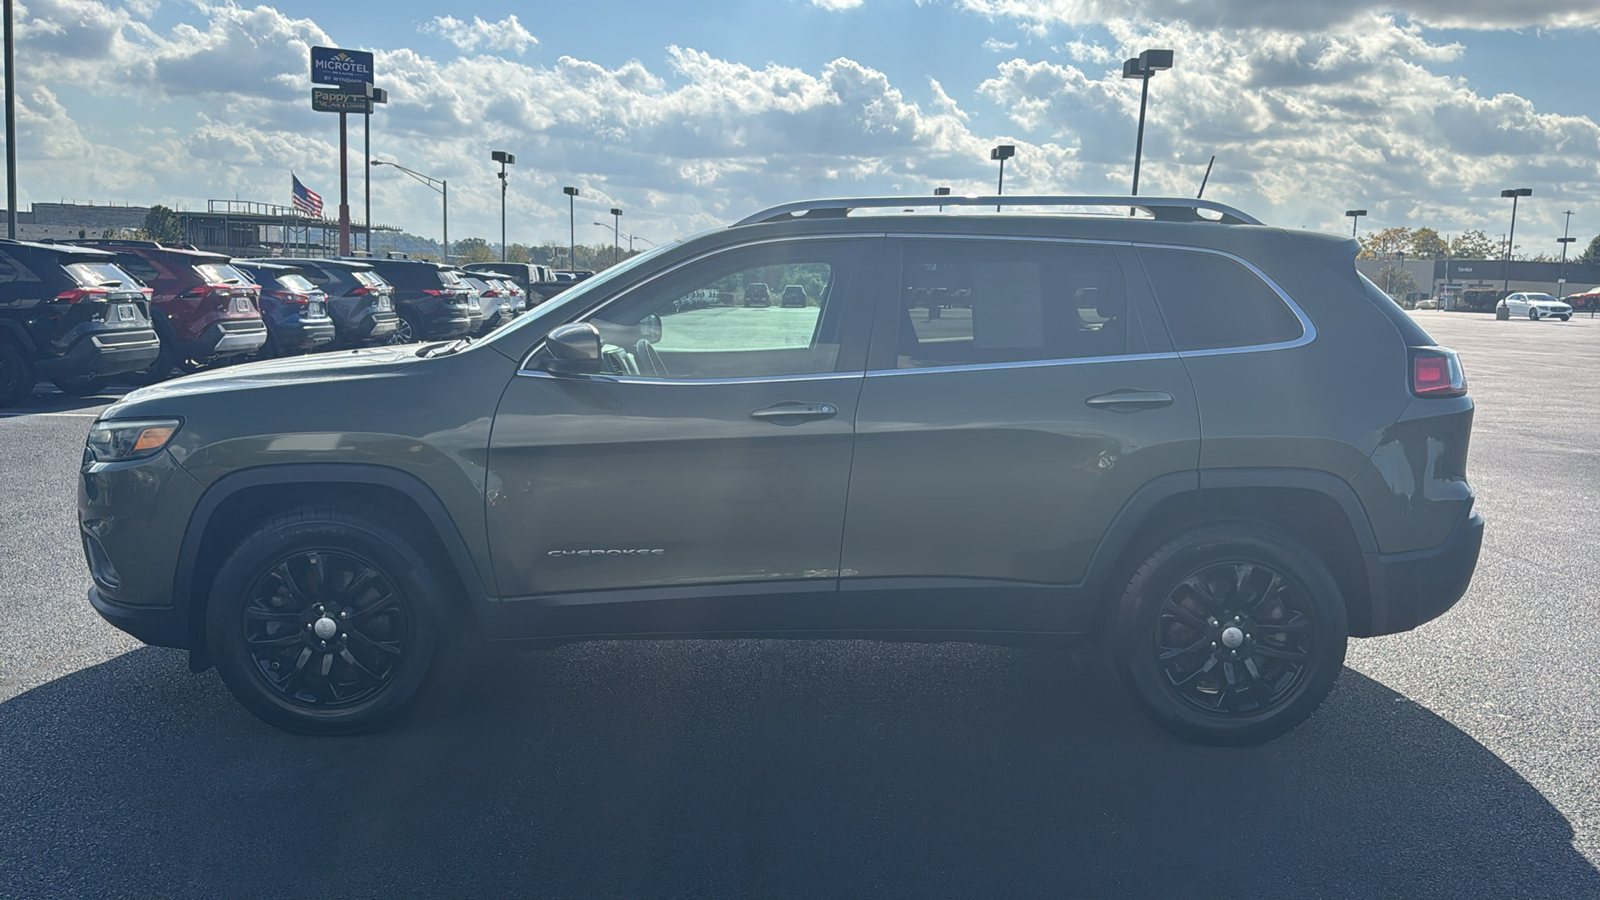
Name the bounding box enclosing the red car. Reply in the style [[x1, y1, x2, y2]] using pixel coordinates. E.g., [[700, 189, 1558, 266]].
[[1565, 286, 1600, 311], [75, 241, 268, 380]]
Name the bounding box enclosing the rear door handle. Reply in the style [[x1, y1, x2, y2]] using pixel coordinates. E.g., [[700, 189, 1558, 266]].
[[1085, 390, 1175, 411], [750, 402, 839, 424]]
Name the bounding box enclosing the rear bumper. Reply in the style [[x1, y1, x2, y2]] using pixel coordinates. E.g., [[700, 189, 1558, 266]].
[[36, 327, 161, 379], [1363, 511, 1484, 635], [272, 319, 337, 351], [178, 319, 268, 360]]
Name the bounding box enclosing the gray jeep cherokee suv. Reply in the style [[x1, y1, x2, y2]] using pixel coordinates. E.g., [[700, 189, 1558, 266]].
[[80, 195, 1482, 744]]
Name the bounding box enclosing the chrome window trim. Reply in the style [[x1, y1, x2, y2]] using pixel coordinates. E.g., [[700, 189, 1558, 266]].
[[516, 369, 864, 387], [873, 233, 1315, 374], [517, 233, 882, 378]]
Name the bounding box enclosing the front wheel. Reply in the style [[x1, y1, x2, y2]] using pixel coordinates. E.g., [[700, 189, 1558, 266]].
[[1558, 315, 1570, 321], [1528, 307, 1540, 321], [1112, 523, 1348, 745], [206, 508, 450, 735]]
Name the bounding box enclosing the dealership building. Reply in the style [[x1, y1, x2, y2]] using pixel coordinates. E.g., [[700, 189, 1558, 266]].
[[1356, 257, 1600, 306], [1, 201, 393, 257]]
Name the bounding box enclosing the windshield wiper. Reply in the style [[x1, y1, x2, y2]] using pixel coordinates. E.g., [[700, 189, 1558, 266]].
[[417, 336, 474, 358]]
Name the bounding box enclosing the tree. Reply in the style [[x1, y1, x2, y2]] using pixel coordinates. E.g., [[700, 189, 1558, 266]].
[[1359, 226, 1411, 260], [141, 204, 184, 244], [1577, 234, 1600, 267], [1377, 265, 1417, 299], [1449, 230, 1498, 260], [1408, 227, 1447, 259], [452, 237, 496, 264]]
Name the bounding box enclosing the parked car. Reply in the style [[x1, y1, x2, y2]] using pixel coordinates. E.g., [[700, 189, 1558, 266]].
[[462, 262, 550, 306], [459, 274, 521, 333], [780, 284, 809, 308], [1500, 292, 1572, 321], [74, 240, 267, 380], [81, 194, 1482, 746], [448, 268, 487, 335], [1561, 286, 1598, 312], [743, 281, 771, 307], [359, 256, 476, 342], [0, 240, 161, 404], [245, 257, 399, 348], [231, 262, 337, 357]]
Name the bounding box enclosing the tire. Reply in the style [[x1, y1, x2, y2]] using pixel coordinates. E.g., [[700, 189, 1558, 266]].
[[1528, 307, 1540, 321], [126, 327, 178, 384], [0, 332, 35, 408], [394, 313, 420, 344], [206, 507, 451, 735], [1558, 315, 1570, 322], [1111, 523, 1348, 746], [52, 376, 110, 398]]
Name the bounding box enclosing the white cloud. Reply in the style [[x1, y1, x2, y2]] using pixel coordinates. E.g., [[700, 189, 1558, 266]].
[[982, 37, 1017, 52], [956, 0, 1600, 31], [419, 15, 537, 55], [812, 0, 865, 9]]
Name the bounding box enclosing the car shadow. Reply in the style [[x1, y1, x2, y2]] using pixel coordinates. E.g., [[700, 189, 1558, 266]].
[[8, 382, 130, 412], [2, 641, 1595, 899]]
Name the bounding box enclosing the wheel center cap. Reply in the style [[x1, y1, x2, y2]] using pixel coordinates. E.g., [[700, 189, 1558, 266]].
[[313, 616, 339, 640], [1221, 626, 1245, 649]]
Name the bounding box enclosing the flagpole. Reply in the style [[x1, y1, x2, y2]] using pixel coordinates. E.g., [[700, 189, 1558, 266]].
[[337, 112, 350, 256]]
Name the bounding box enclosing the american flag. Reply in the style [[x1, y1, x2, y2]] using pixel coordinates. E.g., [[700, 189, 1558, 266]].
[[292, 174, 323, 218]]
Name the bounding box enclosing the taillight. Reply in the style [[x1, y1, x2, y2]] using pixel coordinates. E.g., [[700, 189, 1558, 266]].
[[1412, 348, 1467, 398], [421, 288, 447, 297], [269, 290, 311, 306], [481, 289, 501, 297], [351, 285, 377, 296], [54, 288, 109, 304]]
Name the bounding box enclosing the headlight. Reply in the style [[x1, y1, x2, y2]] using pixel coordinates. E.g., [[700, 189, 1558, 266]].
[[86, 418, 182, 462]]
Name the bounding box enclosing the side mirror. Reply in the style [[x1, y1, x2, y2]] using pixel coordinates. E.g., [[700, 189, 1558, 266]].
[[540, 322, 602, 374], [639, 314, 662, 344]]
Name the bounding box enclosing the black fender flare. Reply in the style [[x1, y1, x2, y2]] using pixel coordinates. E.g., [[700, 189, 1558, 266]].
[[176, 463, 492, 665]]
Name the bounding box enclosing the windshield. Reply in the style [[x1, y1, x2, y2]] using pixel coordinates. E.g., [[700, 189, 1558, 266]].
[[63, 261, 136, 288], [481, 240, 680, 347], [275, 273, 317, 293], [1527, 293, 1559, 302], [193, 263, 251, 285]]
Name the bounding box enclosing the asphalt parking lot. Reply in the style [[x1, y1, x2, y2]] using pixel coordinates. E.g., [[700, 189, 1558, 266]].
[[3, 310, 1600, 898]]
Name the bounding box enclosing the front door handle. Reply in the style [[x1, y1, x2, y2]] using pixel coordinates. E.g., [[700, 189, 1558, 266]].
[[750, 402, 839, 425], [1085, 390, 1175, 411]]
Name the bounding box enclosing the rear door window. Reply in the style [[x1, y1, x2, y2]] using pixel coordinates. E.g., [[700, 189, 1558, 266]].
[[1137, 248, 1303, 351]]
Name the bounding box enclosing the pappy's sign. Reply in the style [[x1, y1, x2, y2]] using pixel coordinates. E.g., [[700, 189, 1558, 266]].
[[311, 46, 374, 86]]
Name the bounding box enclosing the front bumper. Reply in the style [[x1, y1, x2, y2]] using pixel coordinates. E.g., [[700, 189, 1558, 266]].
[[88, 584, 188, 649], [1363, 510, 1485, 635]]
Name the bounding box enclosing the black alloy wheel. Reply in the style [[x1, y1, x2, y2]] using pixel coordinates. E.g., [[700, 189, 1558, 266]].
[[0, 333, 35, 407], [394, 313, 419, 344], [1113, 523, 1348, 745], [1152, 562, 1314, 716], [208, 508, 447, 734], [241, 550, 409, 708]]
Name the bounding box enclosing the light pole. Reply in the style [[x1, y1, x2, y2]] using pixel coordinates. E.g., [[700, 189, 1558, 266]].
[[1345, 209, 1366, 239], [3, 0, 14, 239], [989, 145, 1014, 212], [363, 88, 387, 255], [1122, 48, 1174, 197], [563, 186, 579, 272], [371, 159, 447, 262], [1558, 210, 1576, 298], [1500, 187, 1531, 294], [595, 221, 654, 255], [610, 207, 622, 266], [491, 151, 515, 262], [934, 186, 950, 212]]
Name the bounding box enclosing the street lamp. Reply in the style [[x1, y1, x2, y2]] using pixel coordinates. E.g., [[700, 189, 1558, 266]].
[[1345, 209, 1367, 238], [1500, 187, 1531, 293], [1558, 210, 1576, 298], [594, 221, 654, 255], [1122, 48, 1174, 197], [563, 186, 579, 272], [610, 207, 622, 266], [371, 158, 447, 262], [4, 0, 16, 239], [491, 150, 515, 262], [989, 145, 1014, 212], [934, 186, 950, 212]]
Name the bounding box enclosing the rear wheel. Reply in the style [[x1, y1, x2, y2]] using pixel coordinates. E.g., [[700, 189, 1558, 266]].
[[206, 508, 450, 735], [394, 313, 420, 344], [1112, 523, 1348, 745], [52, 376, 110, 397], [0, 333, 35, 407]]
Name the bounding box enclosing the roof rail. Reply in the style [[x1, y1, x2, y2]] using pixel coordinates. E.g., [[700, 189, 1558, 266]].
[[733, 195, 1262, 227]]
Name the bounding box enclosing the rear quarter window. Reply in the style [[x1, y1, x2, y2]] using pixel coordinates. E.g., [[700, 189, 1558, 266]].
[[1138, 247, 1303, 351]]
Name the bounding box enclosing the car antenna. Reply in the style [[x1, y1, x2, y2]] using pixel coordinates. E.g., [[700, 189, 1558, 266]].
[[1197, 155, 1216, 199]]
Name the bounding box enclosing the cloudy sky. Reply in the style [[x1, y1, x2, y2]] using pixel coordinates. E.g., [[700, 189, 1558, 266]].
[[9, 0, 1600, 252]]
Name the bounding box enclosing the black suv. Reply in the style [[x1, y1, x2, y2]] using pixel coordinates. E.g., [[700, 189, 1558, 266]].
[[0, 240, 160, 404], [80, 196, 1482, 744], [360, 256, 475, 342], [231, 261, 338, 357], [253, 258, 399, 348]]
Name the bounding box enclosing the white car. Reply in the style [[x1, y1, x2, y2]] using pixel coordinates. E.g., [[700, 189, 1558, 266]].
[[1501, 292, 1572, 321]]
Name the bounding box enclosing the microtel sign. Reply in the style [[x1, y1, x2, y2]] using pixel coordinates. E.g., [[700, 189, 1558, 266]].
[[311, 46, 374, 86]]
